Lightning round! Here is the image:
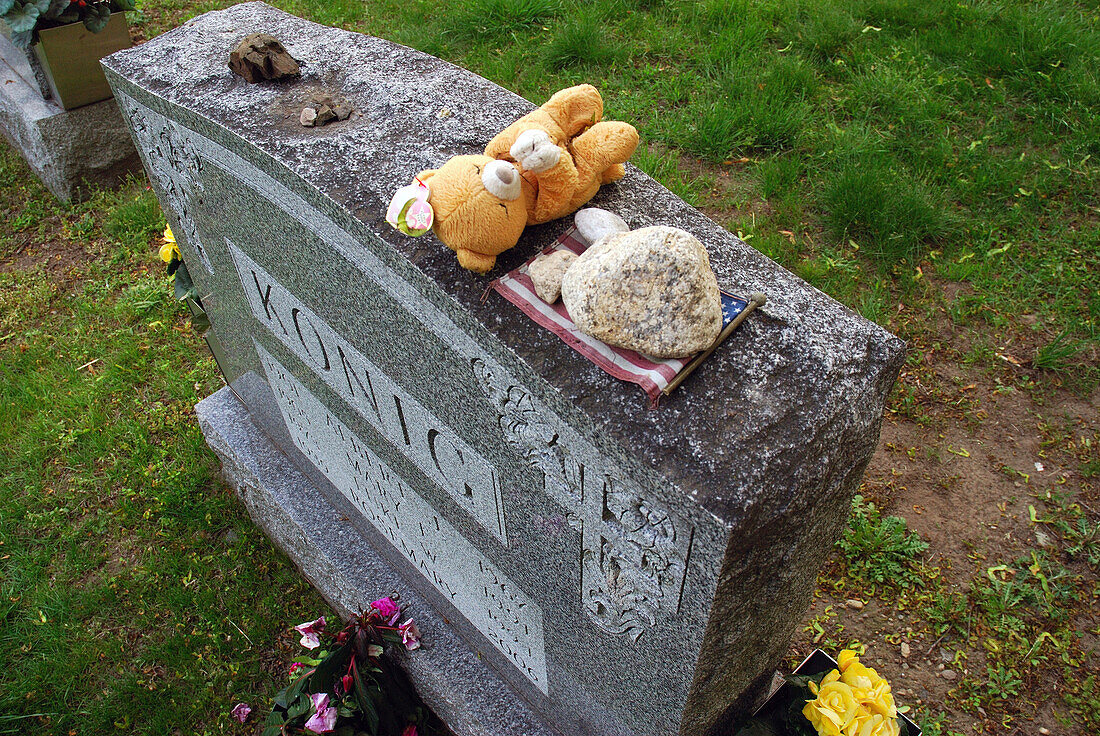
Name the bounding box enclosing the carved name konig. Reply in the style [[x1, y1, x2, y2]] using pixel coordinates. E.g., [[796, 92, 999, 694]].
[[231, 243, 507, 544], [257, 344, 548, 693]]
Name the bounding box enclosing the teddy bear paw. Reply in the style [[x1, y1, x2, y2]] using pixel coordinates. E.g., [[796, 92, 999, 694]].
[[510, 129, 561, 173]]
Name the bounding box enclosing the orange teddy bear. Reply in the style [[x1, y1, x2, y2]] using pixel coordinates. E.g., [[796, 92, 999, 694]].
[[387, 85, 639, 273]]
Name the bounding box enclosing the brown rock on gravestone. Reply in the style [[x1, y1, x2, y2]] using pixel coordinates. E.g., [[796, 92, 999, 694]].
[[299, 94, 354, 128], [229, 33, 300, 83]]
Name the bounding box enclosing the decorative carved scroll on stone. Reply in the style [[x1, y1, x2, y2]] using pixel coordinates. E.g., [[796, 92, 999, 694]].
[[116, 93, 211, 271], [471, 358, 582, 508], [472, 357, 692, 641]]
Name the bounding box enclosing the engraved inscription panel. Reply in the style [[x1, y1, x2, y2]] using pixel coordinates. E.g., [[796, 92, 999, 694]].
[[232, 244, 507, 544], [257, 343, 548, 692]]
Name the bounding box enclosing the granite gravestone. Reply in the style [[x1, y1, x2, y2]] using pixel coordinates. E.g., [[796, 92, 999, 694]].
[[0, 31, 139, 202], [103, 5, 905, 735]]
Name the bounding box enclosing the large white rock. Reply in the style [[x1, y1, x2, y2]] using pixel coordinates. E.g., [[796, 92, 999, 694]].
[[561, 226, 723, 358]]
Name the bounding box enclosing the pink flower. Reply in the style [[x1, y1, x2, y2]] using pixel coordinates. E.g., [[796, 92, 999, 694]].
[[230, 702, 251, 723], [304, 693, 338, 733], [293, 616, 326, 649], [398, 619, 421, 651], [341, 674, 354, 693], [401, 725, 418, 736], [289, 662, 307, 677], [370, 597, 400, 624]]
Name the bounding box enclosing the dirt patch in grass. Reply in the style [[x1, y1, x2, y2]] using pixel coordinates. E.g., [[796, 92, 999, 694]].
[[0, 231, 96, 276], [791, 333, 1099, 734]]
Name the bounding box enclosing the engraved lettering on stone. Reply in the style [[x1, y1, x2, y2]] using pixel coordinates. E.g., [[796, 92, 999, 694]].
[[232, 244, 507, 544], [116, 92, 211, 271], [471, 358, 691, 641], [257, 344, 548, 692]]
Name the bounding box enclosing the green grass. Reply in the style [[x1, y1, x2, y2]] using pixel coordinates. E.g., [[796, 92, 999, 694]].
[[0, 148, 331, 734]]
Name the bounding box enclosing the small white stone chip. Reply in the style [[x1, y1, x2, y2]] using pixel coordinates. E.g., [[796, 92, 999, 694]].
[[299, 107, 317, 127], [528, 250, 577, 304]]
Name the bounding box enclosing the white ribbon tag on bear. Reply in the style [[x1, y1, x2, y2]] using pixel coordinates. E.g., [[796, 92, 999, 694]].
[[386, 181, 433, 236]]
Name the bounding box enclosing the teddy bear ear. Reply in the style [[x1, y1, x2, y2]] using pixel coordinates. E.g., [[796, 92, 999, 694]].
[[415, 170, 437, 185]]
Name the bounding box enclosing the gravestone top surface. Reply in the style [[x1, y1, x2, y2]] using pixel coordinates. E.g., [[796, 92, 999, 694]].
[[103, 1, 904, 525]]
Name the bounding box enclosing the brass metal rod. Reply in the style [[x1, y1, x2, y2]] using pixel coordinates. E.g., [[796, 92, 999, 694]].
[[662, 291, 767, 396]]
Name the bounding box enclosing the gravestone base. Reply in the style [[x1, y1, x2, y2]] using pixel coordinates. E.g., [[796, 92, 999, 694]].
[[0, 34, 139, 202], [196, 386, 559, 736]]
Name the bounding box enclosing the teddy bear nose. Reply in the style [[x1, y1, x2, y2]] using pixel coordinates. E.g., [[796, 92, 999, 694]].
[[482, 160, 522, 201]]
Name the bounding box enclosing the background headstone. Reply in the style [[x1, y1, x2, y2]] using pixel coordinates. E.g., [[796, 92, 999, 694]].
[[103, 4, 905, 735], [0, 33, 139, 202]]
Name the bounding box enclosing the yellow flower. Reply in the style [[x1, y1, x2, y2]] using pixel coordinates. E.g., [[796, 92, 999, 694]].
[[159, 225, 180, 263], [849, 711, 900, 736], [803, 680, 860, 736], [836, 650, 898, 719], [837, 650, 859, 671], [861, 679, 898, 719], [841, 660, 879, 690]]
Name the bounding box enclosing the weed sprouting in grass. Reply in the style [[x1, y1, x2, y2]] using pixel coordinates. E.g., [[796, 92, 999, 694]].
[[630, 144, 710, 205], [838, 495, 929, 587], [685, 55, 815, 158], [797, 2, 861, 63], [1033, 330, 1084, 371], [822, 142, 952, 263], [689, 0, 752, 31], [544, 12, 622, 69], [445, 0, 559, 41], [697, 4, 770, 76]]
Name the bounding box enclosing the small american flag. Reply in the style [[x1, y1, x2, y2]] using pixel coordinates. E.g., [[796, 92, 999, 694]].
[[492, 227, 749, 407]]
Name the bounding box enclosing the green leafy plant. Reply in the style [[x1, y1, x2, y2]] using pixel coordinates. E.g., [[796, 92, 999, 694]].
[[1, 0, 135, 48], [839, 495, 929, 587], [985, 664, 1023, 700]]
